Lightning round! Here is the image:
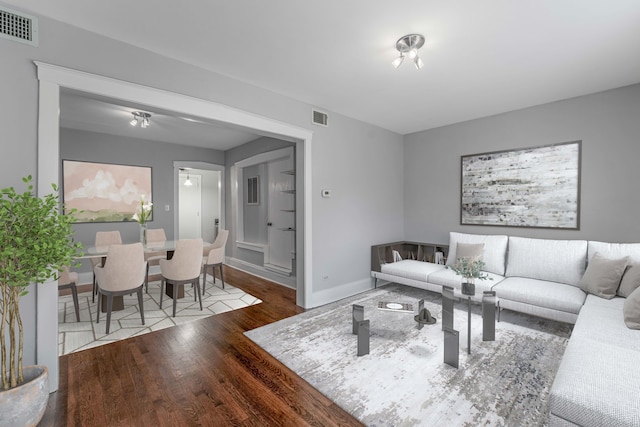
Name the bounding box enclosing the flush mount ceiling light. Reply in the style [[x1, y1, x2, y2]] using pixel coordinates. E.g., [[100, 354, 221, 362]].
[[392, 34, 425, 70], [130, 111, 151, 128]]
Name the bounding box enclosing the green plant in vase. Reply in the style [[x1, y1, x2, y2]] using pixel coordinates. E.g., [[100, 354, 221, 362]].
[[446, 257, 491, 295], [132, 195, 153, 244], [0, 175, 82, 425]]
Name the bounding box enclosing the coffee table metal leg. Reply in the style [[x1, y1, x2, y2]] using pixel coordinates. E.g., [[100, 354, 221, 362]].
[[442, 286, 455, 331], [467, 297, 472, 354], [353, 304, 364, 335], [482, 291, 496, 341], [357, 319, 370, 356], [443, 326, 459, 368]]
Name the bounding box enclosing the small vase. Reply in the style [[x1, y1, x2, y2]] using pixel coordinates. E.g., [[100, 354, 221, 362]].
[[461, 279, 475, 296], [139, 223, 147, 245]]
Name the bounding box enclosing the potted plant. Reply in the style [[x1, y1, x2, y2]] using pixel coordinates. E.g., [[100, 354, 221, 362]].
[[0, 176, 82, 426], [446, 257, 491, 296], [132, 195, 153, 245]]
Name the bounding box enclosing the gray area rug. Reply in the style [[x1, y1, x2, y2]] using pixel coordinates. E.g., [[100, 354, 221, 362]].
[[245, 284, 571, 426]]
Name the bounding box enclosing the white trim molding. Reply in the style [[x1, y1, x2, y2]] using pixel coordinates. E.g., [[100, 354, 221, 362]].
[[35, 61, 315, 391]]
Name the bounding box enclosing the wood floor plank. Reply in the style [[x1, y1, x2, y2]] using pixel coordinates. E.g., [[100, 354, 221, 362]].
[[41, 266, 364, 426]]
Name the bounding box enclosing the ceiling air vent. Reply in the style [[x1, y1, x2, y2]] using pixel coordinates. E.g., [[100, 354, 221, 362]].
[[0, 6, 38, 47], [312, 110, 328, 127]]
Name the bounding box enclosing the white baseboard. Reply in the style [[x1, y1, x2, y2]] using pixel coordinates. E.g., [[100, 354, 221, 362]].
[[226, 257, 296, 288], [310, 278, 372, 308]]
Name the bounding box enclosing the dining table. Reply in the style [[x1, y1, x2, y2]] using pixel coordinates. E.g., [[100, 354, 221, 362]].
[[81, 240, 209, 312]]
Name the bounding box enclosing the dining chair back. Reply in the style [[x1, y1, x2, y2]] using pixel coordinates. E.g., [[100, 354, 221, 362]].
[[91, 231, 122, 302], [94, 242, 146, 334], [58, 265, 80, 322], [159, 238, 204, 317], [202, 229, 229, 293], [144, 228, 168, 292]]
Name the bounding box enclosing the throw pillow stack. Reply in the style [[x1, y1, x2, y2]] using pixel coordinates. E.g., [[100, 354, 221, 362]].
[[579, 252, 640, 329]]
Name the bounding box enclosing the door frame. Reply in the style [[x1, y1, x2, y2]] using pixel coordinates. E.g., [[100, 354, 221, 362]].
[[35, 61, 314, 391]]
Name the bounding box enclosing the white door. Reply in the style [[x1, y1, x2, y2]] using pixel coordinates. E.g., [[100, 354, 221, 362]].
[[179, 173, 202, 239], [266, 157, 295, 273]]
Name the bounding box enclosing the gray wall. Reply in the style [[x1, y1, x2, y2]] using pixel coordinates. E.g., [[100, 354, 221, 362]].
[[404, 83, 640, 245], [1, 5, 405, 372], [61, 128, 224, 253]]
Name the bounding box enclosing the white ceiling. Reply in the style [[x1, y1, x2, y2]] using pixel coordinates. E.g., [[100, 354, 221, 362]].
[[59, 89, 261, 149], [9, 0, 640, 136]]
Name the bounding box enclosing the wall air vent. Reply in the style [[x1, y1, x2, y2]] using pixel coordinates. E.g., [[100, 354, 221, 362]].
[[0, 6, 38, 47], [312, 110, 328, 127]]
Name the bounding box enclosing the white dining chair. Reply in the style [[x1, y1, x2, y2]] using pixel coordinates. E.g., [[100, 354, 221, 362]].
[[159, 238, 204, 317], [202, 229, 229, 294], [94, 243, 147, 334], [91, 231, 122, 302]]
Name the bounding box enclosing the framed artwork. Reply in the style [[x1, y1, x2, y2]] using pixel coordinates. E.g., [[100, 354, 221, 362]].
[[460, 141, 581, 229], [62, 160, 152, 223]]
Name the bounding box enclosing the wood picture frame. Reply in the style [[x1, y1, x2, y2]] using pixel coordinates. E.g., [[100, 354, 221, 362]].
[[460, 141, 581, 229], [62, 160, 152, 223]]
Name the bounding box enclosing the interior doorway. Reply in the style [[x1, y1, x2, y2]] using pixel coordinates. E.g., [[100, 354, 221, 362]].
[[179, 172, 202, 239], [36, 63, 313, 391]]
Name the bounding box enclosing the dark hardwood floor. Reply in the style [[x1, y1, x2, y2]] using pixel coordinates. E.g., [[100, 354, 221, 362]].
[[42, 266, 363, 426]]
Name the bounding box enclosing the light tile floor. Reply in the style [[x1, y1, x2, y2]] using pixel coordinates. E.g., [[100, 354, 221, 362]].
[[58, 276, 262, 355]]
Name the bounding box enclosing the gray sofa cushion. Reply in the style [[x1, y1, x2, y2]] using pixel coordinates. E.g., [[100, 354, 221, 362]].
[[506, 237, 587, 286], [493, 277, 586, 314], [550, 294, 640, 426], [570, 295, 640, 350], [446, 232, 508, 276], [380, 260, 445, 282], [623, 287, 640, 330], [619, 263, 640, 297], [549, 338, 640, 427], [578, 252, 627, 299]]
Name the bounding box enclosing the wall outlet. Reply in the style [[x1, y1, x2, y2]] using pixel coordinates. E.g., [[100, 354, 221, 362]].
[[321, 189, 331, 198]]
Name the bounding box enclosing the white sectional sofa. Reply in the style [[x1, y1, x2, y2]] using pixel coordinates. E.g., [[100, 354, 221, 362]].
[[371, 232, 640, 426]]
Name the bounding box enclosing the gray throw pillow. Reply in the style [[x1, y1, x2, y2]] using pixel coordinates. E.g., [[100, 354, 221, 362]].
[[618, 263, 640, 297], [456, 242, 484, 261], [579, 252, 628, 299], [623, 286, 640, 329]]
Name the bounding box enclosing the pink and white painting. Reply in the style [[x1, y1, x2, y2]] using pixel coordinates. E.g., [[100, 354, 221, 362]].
[[62, 160, 152, 222]]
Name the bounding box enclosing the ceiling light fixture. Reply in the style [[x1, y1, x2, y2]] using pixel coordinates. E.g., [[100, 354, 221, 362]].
[[392, 34, 425, 70], [181, 168, 193, 187], [130, 111, 151, 128]]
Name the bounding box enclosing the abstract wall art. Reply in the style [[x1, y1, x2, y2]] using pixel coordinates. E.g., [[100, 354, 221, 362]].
[[460, 141, 581, 229], [62, 160, 152, 223]]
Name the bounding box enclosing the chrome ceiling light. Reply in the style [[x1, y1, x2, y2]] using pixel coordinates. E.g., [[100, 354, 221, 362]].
[[392, 34, 425, 70], [130, 111, 151, 128]]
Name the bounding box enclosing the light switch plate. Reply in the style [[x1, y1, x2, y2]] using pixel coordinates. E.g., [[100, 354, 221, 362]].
[[321, 189, 331, 198], [165, 205, 170, 211]]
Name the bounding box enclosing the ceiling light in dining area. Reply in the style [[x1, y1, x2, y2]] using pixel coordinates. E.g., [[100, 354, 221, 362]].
[[392, 34, 425, 70], [130, 111, 151, 128]]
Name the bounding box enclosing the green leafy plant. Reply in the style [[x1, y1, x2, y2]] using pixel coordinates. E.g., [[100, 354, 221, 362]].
[[446, 257, 491, 283], [0, 176, 82, 390]]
